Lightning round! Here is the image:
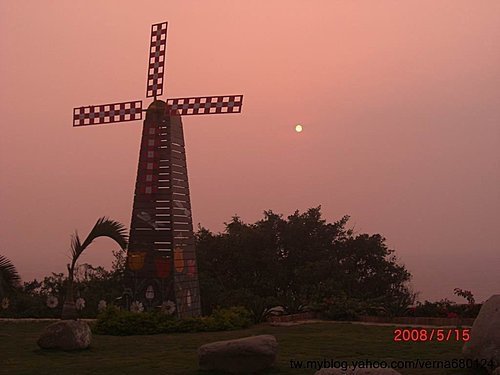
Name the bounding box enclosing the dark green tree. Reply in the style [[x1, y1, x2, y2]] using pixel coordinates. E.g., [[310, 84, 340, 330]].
[[196, 207, 415, 321]]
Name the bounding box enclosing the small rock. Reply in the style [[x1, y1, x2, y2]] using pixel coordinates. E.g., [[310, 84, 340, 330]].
[[315, 369, 401, 375], [463, 295, 500, 374], [37, 320, 91, 350], [198, 334, 278, 373]]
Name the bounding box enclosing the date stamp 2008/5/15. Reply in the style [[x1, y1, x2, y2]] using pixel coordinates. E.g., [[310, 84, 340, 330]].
[[393, 328, 470, 342]]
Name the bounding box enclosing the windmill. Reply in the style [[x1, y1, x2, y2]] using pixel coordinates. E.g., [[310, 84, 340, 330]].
[[73, 22, 243, 317]]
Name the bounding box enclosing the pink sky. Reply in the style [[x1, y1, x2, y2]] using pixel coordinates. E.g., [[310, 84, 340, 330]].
[[0, 1, 498, 302]]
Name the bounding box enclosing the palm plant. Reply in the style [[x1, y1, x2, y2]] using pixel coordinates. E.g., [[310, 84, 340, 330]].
[[61, 217, 128, 320], [0, 254, 21, 298]]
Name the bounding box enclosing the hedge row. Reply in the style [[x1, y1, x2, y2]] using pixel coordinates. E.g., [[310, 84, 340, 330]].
[[93, 306, 252, 335]]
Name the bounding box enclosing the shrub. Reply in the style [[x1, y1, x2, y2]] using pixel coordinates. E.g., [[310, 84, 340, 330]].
[[405, 300, 481, 318], [211, 306, 253, 329], [93, 305, 252, 335], [315, 297, 372, 321]]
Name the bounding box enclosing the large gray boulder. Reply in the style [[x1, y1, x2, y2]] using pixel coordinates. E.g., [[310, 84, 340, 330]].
[[37, 320, 91, 350], [463, 295, 500, 374], [198, 334, 278, 373], [315, 369, 401, 375]]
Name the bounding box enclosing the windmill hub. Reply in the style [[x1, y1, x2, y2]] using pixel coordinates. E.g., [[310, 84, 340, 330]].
[[72, 22, 244, 318]]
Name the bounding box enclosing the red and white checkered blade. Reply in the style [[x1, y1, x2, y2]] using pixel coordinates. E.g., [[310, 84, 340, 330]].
[[166, 95, 243, 116], [73, 100, 143, 127], [146, 22, 168, 98]]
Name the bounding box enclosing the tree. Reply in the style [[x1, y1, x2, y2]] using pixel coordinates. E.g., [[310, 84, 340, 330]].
[[453, 288, 475, 305], [0, 254, 21, 298], [196, 207, 415, 320], [61, 217, 128, 320]]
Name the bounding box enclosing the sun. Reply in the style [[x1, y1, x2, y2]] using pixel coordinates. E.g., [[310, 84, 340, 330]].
[[295, 124, 303, 133]]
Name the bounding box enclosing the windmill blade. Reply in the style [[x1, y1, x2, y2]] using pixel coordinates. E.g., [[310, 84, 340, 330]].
[[166, 95, 243, 116], [146, 22, 168, 98], [73, 100, 143, 127]]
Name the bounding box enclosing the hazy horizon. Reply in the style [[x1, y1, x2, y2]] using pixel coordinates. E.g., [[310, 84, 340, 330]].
[[1, 1, 498, 303]]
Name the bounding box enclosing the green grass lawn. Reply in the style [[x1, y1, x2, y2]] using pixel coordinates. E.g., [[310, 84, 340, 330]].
[[0, 321, 486, 375]]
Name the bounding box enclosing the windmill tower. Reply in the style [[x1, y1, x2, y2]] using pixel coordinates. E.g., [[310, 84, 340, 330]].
[[73, 22, 243, 317]]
